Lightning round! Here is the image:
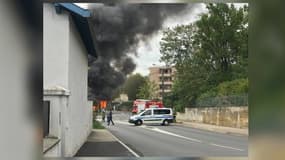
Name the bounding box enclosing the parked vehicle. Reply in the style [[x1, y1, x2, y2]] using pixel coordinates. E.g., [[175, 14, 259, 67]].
[[129, 108, 174, 126], [131, 99, 164, 114]]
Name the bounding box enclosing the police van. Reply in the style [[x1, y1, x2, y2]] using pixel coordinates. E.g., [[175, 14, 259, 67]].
[[129, 108, 174, 126]]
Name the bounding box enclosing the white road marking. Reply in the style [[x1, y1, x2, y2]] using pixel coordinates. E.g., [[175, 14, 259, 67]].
[[140, 125, 244, 152], [210, 143, 244, 151], [115, 120, 132, 125], [104, 119, 244, 152], [140, 126, 202, 143], [109, 129, 140, 157]]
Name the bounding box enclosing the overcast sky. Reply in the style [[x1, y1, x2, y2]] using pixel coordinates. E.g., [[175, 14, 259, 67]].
[[131, 4, 207, 76], [75, 3, 246, 76]]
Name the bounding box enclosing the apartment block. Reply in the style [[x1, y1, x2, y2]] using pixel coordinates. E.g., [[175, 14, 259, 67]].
[[149, 66, 176, 99]]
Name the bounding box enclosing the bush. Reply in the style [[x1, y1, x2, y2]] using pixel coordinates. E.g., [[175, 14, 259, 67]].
[[93, 120, 105, 129], [199, 78, 248, 99], [194, 94, 248, 107]]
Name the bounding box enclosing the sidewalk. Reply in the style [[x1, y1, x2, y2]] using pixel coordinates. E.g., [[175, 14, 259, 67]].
[[175, 121, 248, 136], [75, 129, 135, 157]]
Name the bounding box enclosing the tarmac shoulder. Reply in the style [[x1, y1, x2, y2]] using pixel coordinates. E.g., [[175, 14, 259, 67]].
[[175, 121, 248, 136], [75, 129, 135, 157]]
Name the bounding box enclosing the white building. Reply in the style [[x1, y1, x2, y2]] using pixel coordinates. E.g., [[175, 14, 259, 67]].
[[120, 94, 129, 102], [43, 3, 97, 157]]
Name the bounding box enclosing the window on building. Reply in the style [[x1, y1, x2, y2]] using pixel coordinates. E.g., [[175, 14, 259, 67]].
[[43, 101, 50, 137], [164, 85, 171, 89]]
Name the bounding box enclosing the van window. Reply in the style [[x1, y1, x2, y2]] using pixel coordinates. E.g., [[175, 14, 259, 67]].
[[154, 110, 160, 115], [154, 109, 170, 115], [141, 110, 151, 116]]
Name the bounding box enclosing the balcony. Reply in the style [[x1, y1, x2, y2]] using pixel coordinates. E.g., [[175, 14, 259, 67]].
[[159, 81, 173, 85], [159, 73, 172, 77], [159, 89, 172, 93]]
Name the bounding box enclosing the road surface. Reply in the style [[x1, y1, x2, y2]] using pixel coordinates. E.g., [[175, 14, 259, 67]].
[[101, 111, 248, 157]]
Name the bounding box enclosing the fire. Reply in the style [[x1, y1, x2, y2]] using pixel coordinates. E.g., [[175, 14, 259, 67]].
[[100, 100, 107, 109]]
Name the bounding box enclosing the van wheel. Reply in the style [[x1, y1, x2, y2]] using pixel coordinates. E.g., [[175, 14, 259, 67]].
[[162, 120, 169, 126], [135, 120, 142, 126]]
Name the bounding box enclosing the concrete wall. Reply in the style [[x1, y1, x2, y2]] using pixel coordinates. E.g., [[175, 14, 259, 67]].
[[176, 107, 248, 128], [43, 3, 92, 157], [44, 4, 69, 89], [44, 140, 61, 157], [43, 89, 69, 157], [65, 17, 91, 156]]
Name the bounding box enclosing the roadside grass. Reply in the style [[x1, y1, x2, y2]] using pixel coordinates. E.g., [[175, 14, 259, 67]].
[[93, 120, 105, 129]]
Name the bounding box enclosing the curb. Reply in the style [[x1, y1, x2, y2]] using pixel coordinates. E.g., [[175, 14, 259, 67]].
[[94, 121, 140, 157], [175, 121, 248, 136], [108, 130, 140, 157]]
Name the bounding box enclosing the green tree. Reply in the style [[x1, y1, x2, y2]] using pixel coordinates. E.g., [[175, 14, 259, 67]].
[[137, 79, 159, 100], [122, 73, 146, 100], [160, 24, 195, 68], [198, 78, 249, 99], [194, 3, 248, 81], [160, 3, 248, 111]]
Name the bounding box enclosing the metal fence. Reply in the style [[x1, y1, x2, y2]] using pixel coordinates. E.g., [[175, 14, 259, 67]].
[[192, 94, 248, 107]]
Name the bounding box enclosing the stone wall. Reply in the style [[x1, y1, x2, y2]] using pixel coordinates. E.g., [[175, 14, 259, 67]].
[[176, 106, 248, 128]]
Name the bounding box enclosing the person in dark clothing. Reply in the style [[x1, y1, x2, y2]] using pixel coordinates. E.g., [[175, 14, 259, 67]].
[[107, 109, 114, 125]]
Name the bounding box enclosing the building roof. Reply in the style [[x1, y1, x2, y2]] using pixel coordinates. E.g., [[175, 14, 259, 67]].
[[54, 3, 97, 58], [149, 65, 175, 69]]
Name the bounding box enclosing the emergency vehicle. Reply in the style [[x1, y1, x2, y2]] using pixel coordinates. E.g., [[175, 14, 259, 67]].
[[129, 108, 174, 126], [131, 99, 163, 114]]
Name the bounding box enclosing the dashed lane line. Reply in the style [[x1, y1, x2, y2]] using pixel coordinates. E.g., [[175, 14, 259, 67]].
[[210, 143, 244, 151], [140, 125, 202, 143], [105, 120, 244, 152]]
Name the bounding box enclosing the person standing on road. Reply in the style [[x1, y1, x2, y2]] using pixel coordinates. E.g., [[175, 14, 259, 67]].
[[107, 109, 114, 126], [102, 109, 106, 122]]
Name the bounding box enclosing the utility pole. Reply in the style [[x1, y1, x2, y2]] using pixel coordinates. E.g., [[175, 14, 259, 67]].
[[161, 67, 165, 100]]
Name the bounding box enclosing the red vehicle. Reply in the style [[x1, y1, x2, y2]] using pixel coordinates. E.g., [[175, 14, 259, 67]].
[[132, 99, 164, 114]]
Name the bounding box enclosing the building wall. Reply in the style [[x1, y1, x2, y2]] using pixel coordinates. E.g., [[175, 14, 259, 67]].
[[176, 107, 248, 128], [149, 66, 176, 98], [44, 4, 69, 89], [120, 94, 129, 102], [65, 16, 92, 156], [43, 91, 69, 157], [44, 142, 61, 157], [149, 67, 160, 84], [43, 3, 92, 157]]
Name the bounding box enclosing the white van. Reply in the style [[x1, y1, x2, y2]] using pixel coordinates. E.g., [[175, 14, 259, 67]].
[[129, 108, 174, 126]]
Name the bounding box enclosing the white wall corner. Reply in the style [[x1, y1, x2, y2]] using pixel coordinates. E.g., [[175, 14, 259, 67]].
[[44, 86, 71, 96]]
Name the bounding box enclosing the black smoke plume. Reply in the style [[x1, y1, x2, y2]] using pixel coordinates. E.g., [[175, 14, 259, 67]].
[[88, 3, 195, 100]]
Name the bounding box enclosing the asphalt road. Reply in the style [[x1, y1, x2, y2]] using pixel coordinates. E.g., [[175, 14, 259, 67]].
[[101, 111, 248, 157]]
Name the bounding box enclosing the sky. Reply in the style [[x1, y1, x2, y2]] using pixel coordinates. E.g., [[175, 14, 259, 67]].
[[75, 3, 246, 76], [131, 4, 207, 76]]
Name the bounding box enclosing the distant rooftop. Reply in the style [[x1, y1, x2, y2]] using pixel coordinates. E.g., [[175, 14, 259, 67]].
[[149, 65, 175, 69]]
